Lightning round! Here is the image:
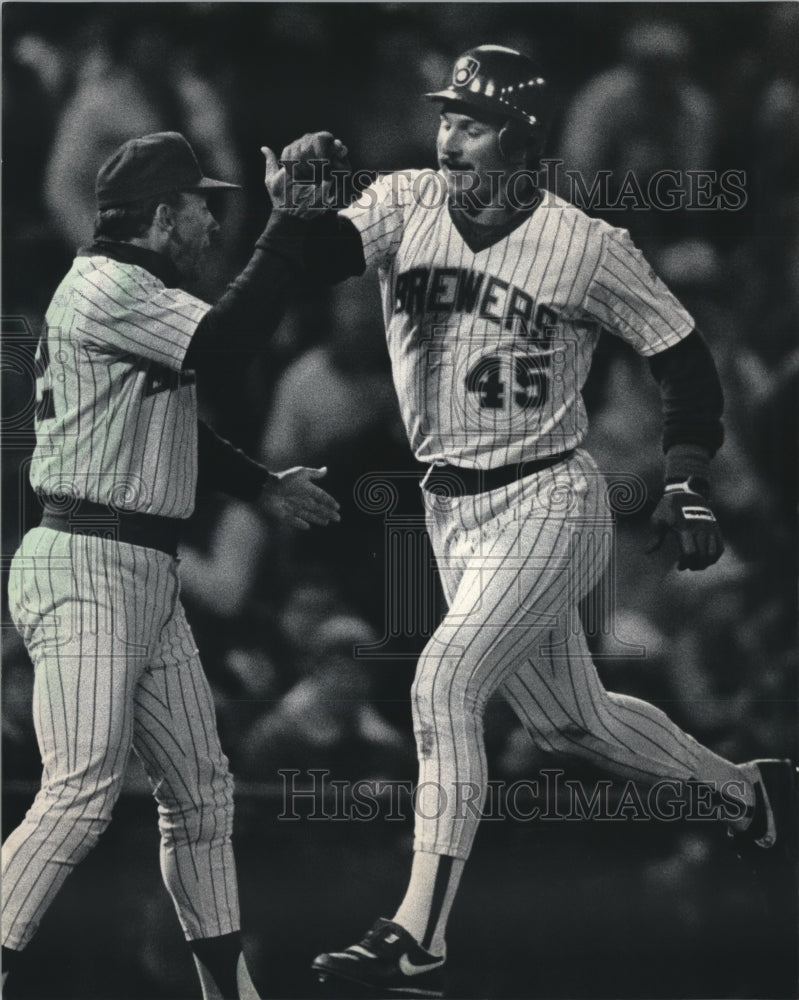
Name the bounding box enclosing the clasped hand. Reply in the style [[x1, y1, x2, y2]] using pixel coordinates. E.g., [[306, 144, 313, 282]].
[[262, 131, 349, 217]]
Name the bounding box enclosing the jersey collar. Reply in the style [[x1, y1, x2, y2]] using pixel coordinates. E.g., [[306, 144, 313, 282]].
[[448, 188, 543, 254], [77, 240, 183, 288]]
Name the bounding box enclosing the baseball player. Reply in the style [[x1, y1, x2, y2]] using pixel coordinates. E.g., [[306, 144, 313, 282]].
[[2, 130, 343, 999], [296, 46, 797, 997]]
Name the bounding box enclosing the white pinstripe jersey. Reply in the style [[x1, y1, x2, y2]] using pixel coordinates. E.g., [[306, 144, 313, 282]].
[[30, 254, 210, 517], [341, 171, 694, 468]]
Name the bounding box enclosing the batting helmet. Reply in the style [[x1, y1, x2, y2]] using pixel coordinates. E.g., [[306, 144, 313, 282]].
[[425, 44, 548, 156]]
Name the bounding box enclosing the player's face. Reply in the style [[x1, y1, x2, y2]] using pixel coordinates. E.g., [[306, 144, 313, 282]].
[[166, 192, 221, 281], [437, 111, 509, 199]]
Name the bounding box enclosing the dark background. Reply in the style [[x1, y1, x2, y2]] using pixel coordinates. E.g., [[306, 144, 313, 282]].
[[2, 3, 798, 998]]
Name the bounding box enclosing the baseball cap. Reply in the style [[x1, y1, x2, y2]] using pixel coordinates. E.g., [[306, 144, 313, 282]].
[[96, 131, 240, 209]]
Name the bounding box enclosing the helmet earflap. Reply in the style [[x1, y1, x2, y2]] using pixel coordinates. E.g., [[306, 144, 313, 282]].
[[498, 122, 527, 160], [498, 121, 542, 166]]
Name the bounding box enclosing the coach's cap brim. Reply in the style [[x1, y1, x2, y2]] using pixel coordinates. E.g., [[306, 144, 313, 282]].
[[187, 177, 241, 193]]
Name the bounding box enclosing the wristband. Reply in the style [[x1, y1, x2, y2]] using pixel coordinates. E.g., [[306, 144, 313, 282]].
[[664, 443, 711, 486], [664, 477, 712, 496]]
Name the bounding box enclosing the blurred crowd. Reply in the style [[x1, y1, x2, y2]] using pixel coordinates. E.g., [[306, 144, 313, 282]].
[[3, 2, 797, 796]]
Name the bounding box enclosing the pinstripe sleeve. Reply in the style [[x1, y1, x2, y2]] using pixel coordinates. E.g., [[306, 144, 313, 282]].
[[582, 228, 694, 356], [76, 263, 210, 370], [340, 170, 420, 268]]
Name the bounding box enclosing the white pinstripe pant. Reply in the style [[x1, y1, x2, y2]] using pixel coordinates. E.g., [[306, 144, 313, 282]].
[[413, 450, 742, 859], [3, 527, 239, 950]]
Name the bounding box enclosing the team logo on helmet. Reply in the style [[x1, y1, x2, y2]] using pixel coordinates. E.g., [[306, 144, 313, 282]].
[[453, 56, 480, 87]]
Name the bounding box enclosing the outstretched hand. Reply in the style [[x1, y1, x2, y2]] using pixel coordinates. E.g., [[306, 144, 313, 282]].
[[262, 132, 349, 217], [646, 482, 724, 571], [260, 466, 341, 530]]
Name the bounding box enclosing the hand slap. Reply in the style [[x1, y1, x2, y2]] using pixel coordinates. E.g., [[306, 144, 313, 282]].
[[279, 132, 350, 180], [262, 140, 341, 217]]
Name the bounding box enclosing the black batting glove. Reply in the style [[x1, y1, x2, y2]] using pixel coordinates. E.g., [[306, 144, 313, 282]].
[[647, 478, 724, 571]]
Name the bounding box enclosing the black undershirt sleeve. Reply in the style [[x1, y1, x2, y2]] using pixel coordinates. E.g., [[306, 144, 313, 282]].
[[302, 212, 366, 283], [647, 329, 724, 456], [185, 211, 364, 498], [184, 212, 364, 376], [184, 211, 309, 374], [196, 420, 275, 501]]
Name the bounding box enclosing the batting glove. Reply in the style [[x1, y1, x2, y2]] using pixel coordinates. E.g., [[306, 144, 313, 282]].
[[647, 478, 724, 571]]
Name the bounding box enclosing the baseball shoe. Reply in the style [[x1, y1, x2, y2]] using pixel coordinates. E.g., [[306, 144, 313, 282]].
[[726, 759, 798, 945], [312, 918, 445, 998], [728, 759, 798, 867]]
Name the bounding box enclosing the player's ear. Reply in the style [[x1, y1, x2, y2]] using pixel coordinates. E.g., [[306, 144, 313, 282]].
[[153, 202, 176, 235]]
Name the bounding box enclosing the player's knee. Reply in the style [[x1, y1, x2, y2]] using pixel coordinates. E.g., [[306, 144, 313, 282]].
[[411, 646, 439, 712], [411, 659, 486, 761], [34, 777, 120, 860], [158, 794, 234, 846], [579, 690, 620, 736], [414, 652, 483, 707], [157, 767, 234, 846], [54, 815, 111, 864]]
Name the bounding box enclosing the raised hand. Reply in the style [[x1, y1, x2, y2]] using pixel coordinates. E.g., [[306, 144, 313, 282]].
[[261, 132, 349, 217]]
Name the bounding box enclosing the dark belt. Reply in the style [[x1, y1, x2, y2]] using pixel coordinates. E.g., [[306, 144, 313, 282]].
[[422, 449, 575, 497], [38, 496, 183, 557]]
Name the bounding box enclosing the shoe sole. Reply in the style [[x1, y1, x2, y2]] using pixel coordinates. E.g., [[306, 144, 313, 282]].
[[313, 963, 444, 998]]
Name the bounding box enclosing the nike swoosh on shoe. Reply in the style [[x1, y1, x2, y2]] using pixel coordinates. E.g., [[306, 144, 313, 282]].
[[398, 953, 445, 976]]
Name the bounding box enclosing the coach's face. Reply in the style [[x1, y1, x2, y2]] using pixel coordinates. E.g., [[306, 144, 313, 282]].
[[166, 192, 220, 281], [437, 110, 511, 203]]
